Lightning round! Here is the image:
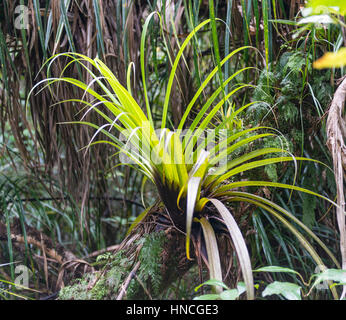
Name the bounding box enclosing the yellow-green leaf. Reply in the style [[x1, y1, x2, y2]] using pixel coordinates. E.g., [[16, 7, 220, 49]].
[[313, 47, 346, 69]]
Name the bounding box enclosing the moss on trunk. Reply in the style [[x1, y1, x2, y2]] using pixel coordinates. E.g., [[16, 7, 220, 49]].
[[59, 208, 195, 300]]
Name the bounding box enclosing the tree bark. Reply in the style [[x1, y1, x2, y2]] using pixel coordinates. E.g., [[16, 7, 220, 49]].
[[326, 76, 346, 299]]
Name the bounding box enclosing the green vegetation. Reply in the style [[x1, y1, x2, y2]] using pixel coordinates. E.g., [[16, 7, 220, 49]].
[[0, 0, 345, 301]]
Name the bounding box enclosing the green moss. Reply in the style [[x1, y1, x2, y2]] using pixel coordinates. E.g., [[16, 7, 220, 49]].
[[59, 250, 129, 300], [59, 233, 168, 300], [127, 231, 166, 299], [59, 274, 97, 300], [91, 278, 108, 299]]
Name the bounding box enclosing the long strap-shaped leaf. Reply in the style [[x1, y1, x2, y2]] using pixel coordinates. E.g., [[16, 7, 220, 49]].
[[140, 11, 158, 126], [223, 191, 340, 268], [186, 177, 202, 260], [225, 195, 339, 299], [211, 156, 327, 190], [198, 217, 223, 293], [162, 19, 211, 130], [213, 180, 339, 208], [209, 198, 254, 300]]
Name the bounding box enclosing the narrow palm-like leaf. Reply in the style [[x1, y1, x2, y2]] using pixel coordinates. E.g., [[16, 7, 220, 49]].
[[140, 12, 158, 126], [198, 217, 223, 293], [224, 195, 338, 299], [221, 190, 340, 268], [162, 19, 211, 130], [186, 177, 202, 260]]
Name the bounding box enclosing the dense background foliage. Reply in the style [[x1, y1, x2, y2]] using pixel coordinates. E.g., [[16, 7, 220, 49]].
[[0, 0, 345, 300]]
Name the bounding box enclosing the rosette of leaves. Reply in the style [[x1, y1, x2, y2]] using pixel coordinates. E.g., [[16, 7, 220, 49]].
[[30, 15, 341, 300]]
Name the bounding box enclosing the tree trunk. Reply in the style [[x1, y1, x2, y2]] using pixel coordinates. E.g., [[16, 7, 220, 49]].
[[58, 204, 197, 300]]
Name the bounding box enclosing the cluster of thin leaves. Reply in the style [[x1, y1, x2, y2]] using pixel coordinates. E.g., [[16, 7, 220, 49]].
[[30, 11, 345, 299]]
